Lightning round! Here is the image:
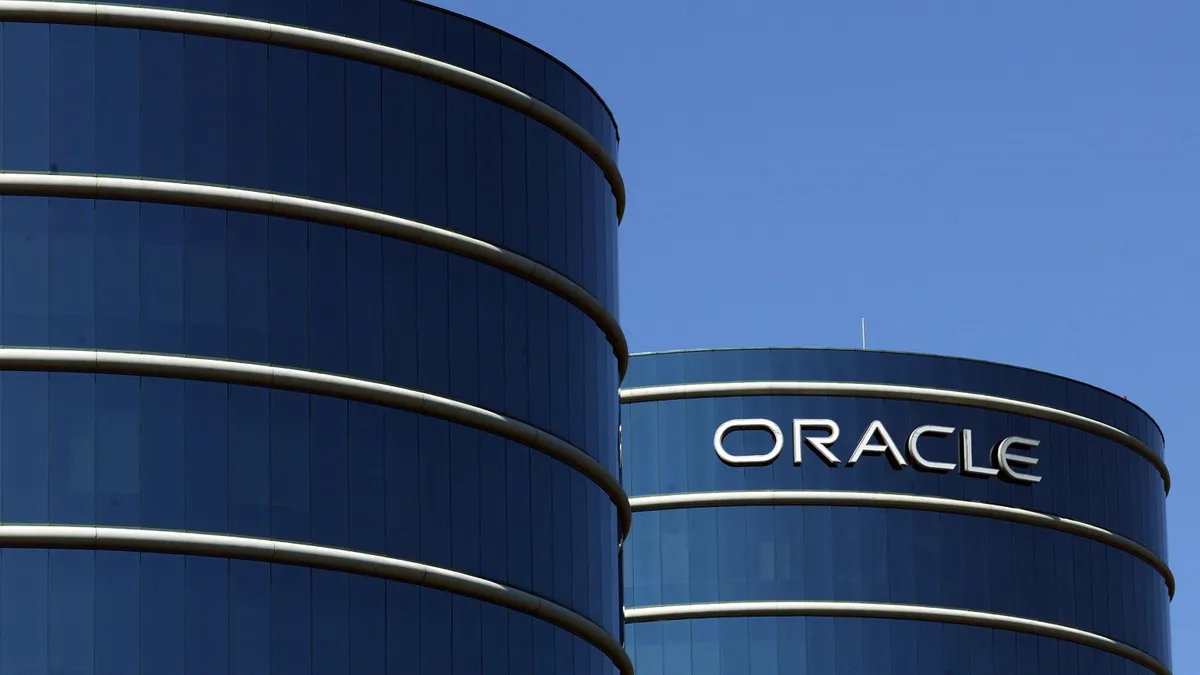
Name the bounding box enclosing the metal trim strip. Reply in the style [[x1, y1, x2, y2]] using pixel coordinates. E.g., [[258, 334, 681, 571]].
[[0, 348, 632, 539], [0, 173, 629, 379], [624, 601, 1169, 675], [0, 0, 626, 220], [630, 490, 1174, 598], [0, 524, 632, 675]]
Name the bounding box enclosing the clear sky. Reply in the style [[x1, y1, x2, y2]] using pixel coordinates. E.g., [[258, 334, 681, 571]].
[[436, 0, 1198, 667]]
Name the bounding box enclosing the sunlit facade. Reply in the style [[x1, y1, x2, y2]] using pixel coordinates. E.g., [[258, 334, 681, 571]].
[[0, 3, 626, 673], [622, 348, 1171, 675]]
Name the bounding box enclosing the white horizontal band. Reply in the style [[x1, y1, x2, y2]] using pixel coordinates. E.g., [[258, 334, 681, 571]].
[[0, 0, 625, 221], [629, 490, 1173, 598], [0, 524, 631, 675], [624, 601, 1168, 675], [0, 173, 628, 379], [0, 348, 631, 539], [619, 381, 1170, 492]]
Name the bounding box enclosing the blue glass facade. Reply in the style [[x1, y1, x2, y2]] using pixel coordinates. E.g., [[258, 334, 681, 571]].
[[622, 348, 1172, 675], [0, 3, 625, 674]]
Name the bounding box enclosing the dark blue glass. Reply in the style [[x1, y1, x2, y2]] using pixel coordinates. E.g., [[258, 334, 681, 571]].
[[624, 348, 1171, 675], [630, 617, 1162, 675], [185, 556, 230, 674], [51, 26, 96, 174], [0, 4, 623, 674]]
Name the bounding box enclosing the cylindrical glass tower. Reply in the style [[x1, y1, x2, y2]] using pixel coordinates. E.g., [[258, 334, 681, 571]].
[[622, 348, 1170, 675], [0, 2, 628, 673]]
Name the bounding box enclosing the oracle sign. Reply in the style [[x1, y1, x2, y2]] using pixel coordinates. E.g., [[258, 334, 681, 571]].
[[713, 418, 1042, 485]]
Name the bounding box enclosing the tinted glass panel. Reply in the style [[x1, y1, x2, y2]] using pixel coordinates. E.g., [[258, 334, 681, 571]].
[[0, 12, 623, 675], [622, 349, 1171, 674], [628, 617, 1163, 675]]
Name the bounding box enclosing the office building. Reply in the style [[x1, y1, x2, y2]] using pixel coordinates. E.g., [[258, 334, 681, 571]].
[[622, 348, 1171, 675], [0, 2, 1176, 674], [0, 2, 628, 673]]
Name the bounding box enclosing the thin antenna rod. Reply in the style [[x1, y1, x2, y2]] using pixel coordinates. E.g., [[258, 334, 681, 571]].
[[861, 318, 866, 350]]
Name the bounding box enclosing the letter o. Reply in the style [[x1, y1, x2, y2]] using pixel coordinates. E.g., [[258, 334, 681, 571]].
[[714, 419, 784, 466]]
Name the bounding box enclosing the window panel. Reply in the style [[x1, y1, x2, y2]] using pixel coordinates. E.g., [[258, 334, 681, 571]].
[[49, 373, 96, 524], [226, 41, 269, 190], [416, 248, 450, 397], [229, 560, 270, 675], [50, 25, 96, 174], [2, 197, 50, 346], [95, 376, 140, 526], [552, 461, 575, 607], [48, 199, 96, 348], [529, 451, 555, 599], [1, 370, 48, 521], [270, 390, 310, 541], [480, 602, 509, 675], [310, 397, 350, 547], [141, 553, 185, 673], [346, 232, 384, 381], [386, 582, 420, 674], [443, 14, 475, 71], [183, 208, 228, 357], [346, 63, 383, 211], [381, 67, 416, 219], [447, 257, 480, 404], [347, 402, 385, 551], [184, 381, 229, 532], [184, 35, 228, 185], [419, 590, 453, 675], [312, 570, 351, 675], [267, 217, 308, 368], [49, 550, 95, 675], [140, 204, 186, 353], [272, 566, 312, 674], [141, 378, 185, 529], [506, 440, 533, 591], [525, 120, 550, 267], [579, 155, 598, 301], [3, 24, 50, 171], [141, 31, 185, 180], [185, 556, 230, 675], [384, 410, 419, 560], [380, 260, 417, 395], [227, 213, 270, 363], [0, 550, 48, 673], [268, 46, 307, 195], [450, 426, 482, 577], [308, 223, 348, 374], [419, 418, 453, 568], [349, 575, 386, 674], [306, 0, 342, 34], [95, 29, 141, 176], [307, 54, 348, 204], [446, 89, 478, 237], [228, 385, 270, 537]]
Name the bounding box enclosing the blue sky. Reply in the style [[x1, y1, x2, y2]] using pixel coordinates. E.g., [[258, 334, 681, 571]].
[[437, 0, 1199, 667]]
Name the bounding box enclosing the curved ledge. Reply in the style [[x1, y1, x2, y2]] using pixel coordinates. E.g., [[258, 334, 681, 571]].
[[0, 173, 628, 379], [630, 490, 1174, 598], [0, 525, 632, 675], [0, 348, 632, 540], [0, 1, 625, 221], [624, 601, 1169, 675], [619, 381, 1170, 492]]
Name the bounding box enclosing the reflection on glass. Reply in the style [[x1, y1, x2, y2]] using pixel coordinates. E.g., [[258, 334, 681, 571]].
[[623, 349, 1171, 673], [0, 4, 624, 674]]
